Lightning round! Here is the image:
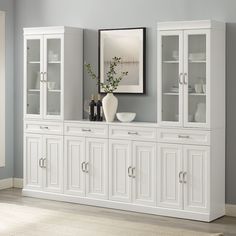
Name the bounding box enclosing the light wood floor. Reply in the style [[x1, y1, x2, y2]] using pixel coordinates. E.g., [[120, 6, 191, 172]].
[[0, 188, 235, 236]]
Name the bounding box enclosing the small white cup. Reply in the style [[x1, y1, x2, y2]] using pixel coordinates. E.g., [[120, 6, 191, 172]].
[[202, 84, 206, 93], [48, 82, 56, 90], [194, 84, 202, 93]]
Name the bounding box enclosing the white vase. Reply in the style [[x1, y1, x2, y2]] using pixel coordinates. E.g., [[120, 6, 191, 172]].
[[102, 93, 118, 122], [195, 103, 206, 122]]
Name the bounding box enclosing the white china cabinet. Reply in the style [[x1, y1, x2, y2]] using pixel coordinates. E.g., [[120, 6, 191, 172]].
[[23, 21, 225, 223], [157, 20, 225, 221], [24, 27, 83, 120], [158, 20, 225, 129]]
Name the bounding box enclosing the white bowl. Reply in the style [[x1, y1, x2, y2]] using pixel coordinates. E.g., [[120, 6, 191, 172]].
[[116, 112, 136, 122]]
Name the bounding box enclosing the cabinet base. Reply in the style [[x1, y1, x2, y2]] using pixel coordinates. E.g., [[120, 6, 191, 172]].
[[22, 189, 224, 222]]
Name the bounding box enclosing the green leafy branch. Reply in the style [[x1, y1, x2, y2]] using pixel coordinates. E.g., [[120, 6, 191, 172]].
[[85, 56, 128, 93]]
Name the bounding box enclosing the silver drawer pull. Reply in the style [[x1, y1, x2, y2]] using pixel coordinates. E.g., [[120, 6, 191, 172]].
[[82, 128, 91, 132], [40, 126, 49, 130], [178, 135, 190, 139], [128, 131, 138, 135]]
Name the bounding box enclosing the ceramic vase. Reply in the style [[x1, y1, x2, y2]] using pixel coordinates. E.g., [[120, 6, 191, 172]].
[[102, 93, 118, 122], [195, 103, 206, 122]]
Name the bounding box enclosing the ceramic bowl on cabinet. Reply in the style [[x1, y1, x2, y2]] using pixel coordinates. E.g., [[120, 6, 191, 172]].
[[116, 112, 136, 122]]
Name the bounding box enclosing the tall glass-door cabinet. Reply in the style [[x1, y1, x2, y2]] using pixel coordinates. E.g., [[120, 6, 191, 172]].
[[157, 21, 224, 129], [24, 27, 83, 121]]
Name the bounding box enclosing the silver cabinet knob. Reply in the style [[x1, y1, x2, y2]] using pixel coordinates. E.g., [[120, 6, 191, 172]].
[[128, 166, 132, 178]]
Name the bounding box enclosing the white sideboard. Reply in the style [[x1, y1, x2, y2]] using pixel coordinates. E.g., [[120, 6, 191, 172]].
[[23, 120, 225, 222]]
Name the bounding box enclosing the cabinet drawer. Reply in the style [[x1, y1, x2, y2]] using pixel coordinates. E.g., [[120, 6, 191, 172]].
[[157, 129, 210, 145], [109, 125, 157, 142], [64, 123, 108, 138], [24, 121, 63, 135]]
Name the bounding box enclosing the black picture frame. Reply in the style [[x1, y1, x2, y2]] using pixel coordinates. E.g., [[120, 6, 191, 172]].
[[98, 27, 146, 94]]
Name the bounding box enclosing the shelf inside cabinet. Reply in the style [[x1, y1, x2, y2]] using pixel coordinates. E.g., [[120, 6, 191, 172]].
[[189, 60, 206, 63], [48, 61, 61, 64], [188, 93, 206, 96], [28, 89, 40, 92], [28, 61, 40, 64], [163, 92, 206, 96], [48, 89, 61, 93], [163, 60, 179, 64]]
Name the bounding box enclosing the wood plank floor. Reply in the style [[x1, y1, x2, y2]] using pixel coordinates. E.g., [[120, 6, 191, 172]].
[[0, 188, 235, 236]]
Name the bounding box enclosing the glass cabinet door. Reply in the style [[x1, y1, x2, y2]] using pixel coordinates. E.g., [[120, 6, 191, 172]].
[[184, 30, 209, 127], [158, 31, 184, 126], [25, 36, 43, 118], [44, 35, 63, 119]]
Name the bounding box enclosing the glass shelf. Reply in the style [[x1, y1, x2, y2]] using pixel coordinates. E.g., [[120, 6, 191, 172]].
[[164, 92, 206, 96], [189, 60, 206, 63], [163, 60, 179, 64], [28, 61, 40, 64], [28, 89, 40, 92], [48, 61, 61, 64], [48, 89, 61, 93]]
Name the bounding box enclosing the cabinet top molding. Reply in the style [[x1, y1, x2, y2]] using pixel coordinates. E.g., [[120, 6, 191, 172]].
[[23, 26, 83, 35], [157, 20, 225, 31]]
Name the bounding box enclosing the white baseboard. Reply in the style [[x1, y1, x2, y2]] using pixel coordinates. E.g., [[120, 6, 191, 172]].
[[0, 178, 13, 190], [13, 178, 23, 188], [0, 178, 23, 190], [225, 204, 236, 217]]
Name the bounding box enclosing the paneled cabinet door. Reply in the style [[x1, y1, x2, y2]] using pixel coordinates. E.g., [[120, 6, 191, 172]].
[[64, 136, 86, 196], [86, 138, 108, 200], [183, 145, 209, 213], [109, 139, 132, 203], [133, 142, 156, 206], [24, 134, 43, 190], [43, 135, 63, 193], [157, 143, 183, 209]]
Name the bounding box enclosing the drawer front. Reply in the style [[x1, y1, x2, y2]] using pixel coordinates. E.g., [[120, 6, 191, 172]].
[[64, 123, 108, 138], [109, 125, 157, 142], [24, 121, 63, 135], [157, 129, 210, 145]]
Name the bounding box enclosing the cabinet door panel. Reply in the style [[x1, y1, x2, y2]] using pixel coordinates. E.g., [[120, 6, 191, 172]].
[[109, 139, 132, 203], [183, 30, 210, 128], [43, 135, 63, 193], [64, 136, 85, 196], [183, 145, 209, 213], [24, 134, 43, 190], [157, 143, 183, 209], [86, 138, 108, 200], [133, 142, 156, 206], [157, 30, 184, 127], [24, 36, 44, 119], [43, 34, 63, 120]]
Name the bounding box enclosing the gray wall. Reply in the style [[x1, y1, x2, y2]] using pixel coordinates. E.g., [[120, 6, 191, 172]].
[[12, 0, 236, 204], [0, 0, 14, 179]]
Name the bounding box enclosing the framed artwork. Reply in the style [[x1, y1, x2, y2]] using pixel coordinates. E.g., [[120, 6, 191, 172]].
[[98, 27, 146, 94]]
